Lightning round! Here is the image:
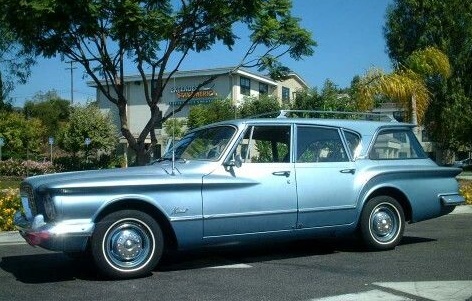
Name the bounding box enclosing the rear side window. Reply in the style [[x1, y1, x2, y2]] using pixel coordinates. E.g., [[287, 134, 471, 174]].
[[370, 129, 426, 160], [296, 126, 349, 163], [344, 131, 361, 158]]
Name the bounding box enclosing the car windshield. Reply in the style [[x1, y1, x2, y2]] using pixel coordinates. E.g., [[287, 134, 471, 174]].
[[160, 125, 236, 161]]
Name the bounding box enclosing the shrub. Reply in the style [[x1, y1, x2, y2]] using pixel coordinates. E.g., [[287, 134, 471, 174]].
[[0, 159, 57, 177], [0, 188, 21, 231], [460, 180, 472, 205]]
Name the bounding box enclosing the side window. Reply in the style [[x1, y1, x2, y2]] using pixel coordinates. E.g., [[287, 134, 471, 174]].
[[370, 129, 427, 160], [296, 126, 349, 163], [234, 125, 291, 163], [344, 131, 361, 158]]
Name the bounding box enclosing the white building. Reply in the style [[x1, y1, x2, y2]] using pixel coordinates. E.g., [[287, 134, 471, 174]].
[[90, 66, 309, 160]]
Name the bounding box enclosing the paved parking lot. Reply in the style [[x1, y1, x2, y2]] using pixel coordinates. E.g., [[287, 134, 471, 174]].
[[0, 210, 471, 301]]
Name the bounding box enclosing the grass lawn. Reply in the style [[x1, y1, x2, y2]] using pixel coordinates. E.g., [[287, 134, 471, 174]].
[[0, 177, 22, 190]]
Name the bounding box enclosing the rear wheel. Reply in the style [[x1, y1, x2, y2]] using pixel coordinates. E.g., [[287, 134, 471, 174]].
[[91, 210, 164, 279], [360, 196, 405, 250]]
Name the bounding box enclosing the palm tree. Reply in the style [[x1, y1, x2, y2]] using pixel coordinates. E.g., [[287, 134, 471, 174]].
[[356, 47, 451, 126]]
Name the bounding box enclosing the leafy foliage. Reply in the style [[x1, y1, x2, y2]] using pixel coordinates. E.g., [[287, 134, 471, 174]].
[[292, 79, 357, 112], [0, 0, 315, 165], [355, 47, 450, 124], [0, 21, 36, 106], [0, 111, 45, 160], [238, 95, 282, 118], [162, 118, 187, 138], [58, 104, 117, 157], [0, 188, 20, 231], [23, 91, 71, 137], [459, 180, 472, 205], [384, 0, 472, 154], [187, 99, 235, 129], [0, 159, 56, 177]]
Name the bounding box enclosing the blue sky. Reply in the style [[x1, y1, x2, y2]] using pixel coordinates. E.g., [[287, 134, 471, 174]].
[[10, 0, 393, 107]]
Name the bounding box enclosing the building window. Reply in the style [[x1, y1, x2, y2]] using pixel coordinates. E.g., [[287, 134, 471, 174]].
[[240, 77, 251, 96], [259, 82, 268, 95], [282, 86, 290, 102]]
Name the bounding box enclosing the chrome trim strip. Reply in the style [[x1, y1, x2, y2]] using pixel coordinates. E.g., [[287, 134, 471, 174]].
[[204, 209, 297, 220], [298, 205, 356, 213], [169, 215, 203, 222]]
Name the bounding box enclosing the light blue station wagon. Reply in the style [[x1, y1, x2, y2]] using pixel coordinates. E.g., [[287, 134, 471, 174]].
[[14, 111, 465, 279]]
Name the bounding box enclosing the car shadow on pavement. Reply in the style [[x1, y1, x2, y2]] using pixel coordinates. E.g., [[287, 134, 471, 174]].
[[0, 253, 100, 283], [399, 236, 436, 246], [0, 235, 436, 282], [158, 235, 437, 272]]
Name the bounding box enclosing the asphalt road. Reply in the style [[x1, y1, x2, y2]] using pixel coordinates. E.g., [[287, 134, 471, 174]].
[[1, 213, 471, 301]]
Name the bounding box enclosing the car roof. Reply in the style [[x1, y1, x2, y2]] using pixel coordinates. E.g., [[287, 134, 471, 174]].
[[207, 117, 414, 137]]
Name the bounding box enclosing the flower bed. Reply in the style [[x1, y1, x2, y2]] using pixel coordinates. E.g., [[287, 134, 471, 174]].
[[0, 188, 21, 231]]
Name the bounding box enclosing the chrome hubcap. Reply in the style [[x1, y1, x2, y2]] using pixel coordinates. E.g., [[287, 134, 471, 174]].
[[105, 221, 153, 269], [369, 203, 400, 243]]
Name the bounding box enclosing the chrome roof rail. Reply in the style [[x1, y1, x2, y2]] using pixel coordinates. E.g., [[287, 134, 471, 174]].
[[251, 110, 396, 122]]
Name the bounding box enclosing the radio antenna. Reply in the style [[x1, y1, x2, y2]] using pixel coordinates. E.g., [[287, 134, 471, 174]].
[[171, 75, 176, 175]]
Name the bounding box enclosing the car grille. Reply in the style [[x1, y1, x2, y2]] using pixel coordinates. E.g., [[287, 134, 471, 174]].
[[20, 184, 37, 217]]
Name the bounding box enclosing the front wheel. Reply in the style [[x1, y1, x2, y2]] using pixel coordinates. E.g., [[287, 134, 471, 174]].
[[360, 196, 405, 250], [91, 210, 164, 279]]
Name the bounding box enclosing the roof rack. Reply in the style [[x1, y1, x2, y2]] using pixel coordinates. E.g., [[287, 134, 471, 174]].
[[252, 110, 396, 122]]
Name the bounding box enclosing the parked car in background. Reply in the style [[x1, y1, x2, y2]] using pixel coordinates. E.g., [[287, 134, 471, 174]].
[[453, 158, 472, 169], [14, 110, 465, 279]]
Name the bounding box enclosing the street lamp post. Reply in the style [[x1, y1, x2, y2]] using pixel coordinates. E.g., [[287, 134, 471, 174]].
[[66, 61, 77, 104]]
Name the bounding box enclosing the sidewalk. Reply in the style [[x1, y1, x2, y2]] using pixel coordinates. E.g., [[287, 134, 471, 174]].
[[1, 205, 471, 245], [0, 231, 25, 245]]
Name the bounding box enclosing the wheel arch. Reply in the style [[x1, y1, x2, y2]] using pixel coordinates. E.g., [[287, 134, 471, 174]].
[[362, 187, 412, 223], [94, 198, 178, 250]]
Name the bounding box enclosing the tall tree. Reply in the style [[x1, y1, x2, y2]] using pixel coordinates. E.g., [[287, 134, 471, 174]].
[[238, 95, 282, 118], [0, 21, 35, 109], [187, 99, 235, 129], [0, 112, 45, 160], [1, 0, 315, 165], [356, 47, 451, 126], [58, 104, 116, 158], [384, 0, 472, 156], [23, 90, 71, 137], [292, 80, 357, 112]]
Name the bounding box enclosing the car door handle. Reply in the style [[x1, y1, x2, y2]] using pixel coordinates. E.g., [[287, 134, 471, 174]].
[[272, 171, 291, 177], [340, 169, 356, 174]]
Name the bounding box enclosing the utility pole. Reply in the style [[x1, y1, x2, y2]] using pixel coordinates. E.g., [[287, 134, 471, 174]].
[[65, 61, 77, 104]]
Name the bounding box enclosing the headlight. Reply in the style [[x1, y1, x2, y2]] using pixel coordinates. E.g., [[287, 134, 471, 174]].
[[44, 194, 57, 220]]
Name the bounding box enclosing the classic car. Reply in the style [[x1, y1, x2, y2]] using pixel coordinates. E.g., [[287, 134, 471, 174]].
[[14, 110, 465, 279]]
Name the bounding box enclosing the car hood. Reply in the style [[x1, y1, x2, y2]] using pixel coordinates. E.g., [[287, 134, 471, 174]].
[[23, 160, 218, 191]]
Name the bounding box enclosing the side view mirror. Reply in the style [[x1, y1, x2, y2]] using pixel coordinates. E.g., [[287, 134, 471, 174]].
[[225, 154, 243, 168]]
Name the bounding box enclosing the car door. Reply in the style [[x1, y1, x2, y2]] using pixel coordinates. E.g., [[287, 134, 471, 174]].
[[295, 125, 359, 228], [202, 124, 297, 238]]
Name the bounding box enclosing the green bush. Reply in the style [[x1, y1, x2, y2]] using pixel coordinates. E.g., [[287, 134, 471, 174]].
[[0, 188, 21, 231], [0, 159, 57, 177], [460, 180, 472, 205], [54, 154, 124, 172]]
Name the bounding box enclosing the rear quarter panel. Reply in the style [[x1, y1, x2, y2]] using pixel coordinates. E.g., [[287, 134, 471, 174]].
[[356, 163, 462, 223]]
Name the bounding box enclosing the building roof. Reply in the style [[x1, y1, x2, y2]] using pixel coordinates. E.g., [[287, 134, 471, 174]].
[[87, 66, 309, 88]]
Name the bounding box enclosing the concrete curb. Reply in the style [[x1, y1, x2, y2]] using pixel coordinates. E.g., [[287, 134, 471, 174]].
[[0, 231, 25, 245], [0, 206, 471, 245]]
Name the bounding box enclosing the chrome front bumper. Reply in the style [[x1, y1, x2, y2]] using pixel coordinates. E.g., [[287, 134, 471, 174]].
[[14, 212, 95, 252]]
